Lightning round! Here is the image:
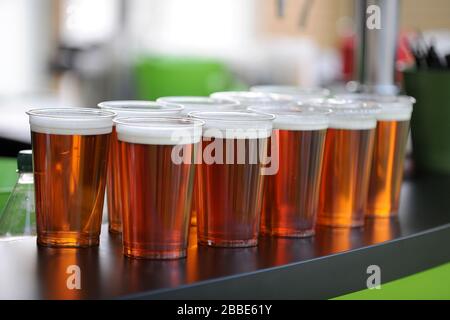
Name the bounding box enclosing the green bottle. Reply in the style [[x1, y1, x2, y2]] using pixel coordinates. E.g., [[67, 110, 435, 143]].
[[0, 150, 36, 239]]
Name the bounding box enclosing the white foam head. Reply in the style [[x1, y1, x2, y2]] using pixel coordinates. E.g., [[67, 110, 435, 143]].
[[247, 105, 329, 131], [98, 100, 183, 118], [250, 85, 330, 101], [189, 111, 275, 139], [307, 98, 379, 130], [114, 117, 204, 145], [210, 91, 293, 107], [156, 96, 243, 114], [333, 93, 414, 121], [27, 108, 116, 135]]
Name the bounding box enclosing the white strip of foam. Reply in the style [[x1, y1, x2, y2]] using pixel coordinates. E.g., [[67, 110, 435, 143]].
[[28, 109, 114, 135], [333, 94, 414, 121], [201, 126, 273, 139], [274, 115, 329, 131], [116, 122, 202, 145], [376, 110, 412, 121], [328, 116, 377, 130], [248, 107, 329, 131], [190, 111, 274, 139]]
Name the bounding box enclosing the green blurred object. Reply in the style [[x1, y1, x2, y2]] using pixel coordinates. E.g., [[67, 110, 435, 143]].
[[0, 150, 35, 238], [403, 69, 450, 174], [133, 56, 245, 100], [333, 262, 450, 300], [0, 157, 18, 214]]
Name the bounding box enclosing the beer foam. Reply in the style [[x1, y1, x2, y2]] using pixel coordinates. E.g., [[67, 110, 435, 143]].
[[98, 100, 183, 118], [189, 111, 275, 139], [156, 96, 243, 114], [333, 94, 414, 121], [250, 85, 330, 101], [247, 106, 329, 131], [114, 117, 203, 145], [305, 98, 379, 130], [327, 115, 377, 130], [27, 108, 115, 135], [210, 91, 293, 107]]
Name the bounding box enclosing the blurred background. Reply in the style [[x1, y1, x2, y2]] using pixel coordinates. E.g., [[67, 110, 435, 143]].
[[0, 0, 449, 158]]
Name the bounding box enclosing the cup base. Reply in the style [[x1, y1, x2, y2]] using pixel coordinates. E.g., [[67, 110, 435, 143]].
[[260, 229, 315, 238], [124, 246, 186, 260], [37, 232, 99, 248], [365, 211, 398, 219], [108, 225, 122, 234], [317, 216, 364, 228], [198, 237, 258, 248]]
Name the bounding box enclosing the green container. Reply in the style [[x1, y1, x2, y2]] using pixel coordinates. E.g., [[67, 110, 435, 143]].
[[403, 70, 450, 174], [0, 157, 18, 213], [133, 56, 245, 100]]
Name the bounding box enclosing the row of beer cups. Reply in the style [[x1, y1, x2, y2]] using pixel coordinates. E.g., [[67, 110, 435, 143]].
[[27, 86, 414, 259]]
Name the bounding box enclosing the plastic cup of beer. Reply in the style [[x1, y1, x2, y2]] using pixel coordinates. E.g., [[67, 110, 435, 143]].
[[98, 101, 183, 234], [27, 108, 115, 247], [250, 85, 330, 101], [335, 94, 415, 217], [210, 91, 293, 108], [248, 105, 329, 237], [114, 117, 203, 259], [189, 111, 275, 247], [315, 99, 379, 228], [157, 96, 242, 226]]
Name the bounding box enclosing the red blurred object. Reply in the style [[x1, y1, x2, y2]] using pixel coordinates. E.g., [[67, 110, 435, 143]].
[[340, 32, 415, 83]]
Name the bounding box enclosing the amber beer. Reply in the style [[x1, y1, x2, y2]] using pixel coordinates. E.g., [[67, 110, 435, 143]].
[[98, 101, 183, 233], [317, 101, 378, 227], [156, 97, 241, 225], [27, 108, 115, 247], [190, 111, 274, 247], [116, 117, 202, 259], [365, 96, 414, 217], [252, 107, 328, 237]]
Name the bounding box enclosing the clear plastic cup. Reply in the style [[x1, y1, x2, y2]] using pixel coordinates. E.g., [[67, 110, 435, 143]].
[[27, 108, 115, 247], [189, 111, 275, 247], [334, 94, 415, 217], [313, 99, 379, 227], [114, 117, 203, 259], [248, 106, 329, 237], [98, 100, 183, 233]]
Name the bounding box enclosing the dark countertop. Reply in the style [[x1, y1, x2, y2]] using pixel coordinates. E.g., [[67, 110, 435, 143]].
[[1, 174, 449, 299]]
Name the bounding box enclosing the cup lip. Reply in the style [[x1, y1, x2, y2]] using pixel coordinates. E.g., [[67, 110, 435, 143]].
[[305, 98, 380, 115], [188, 110, 276, 122], [210, 91, 293, 104], [113, 116, 205, 128], [27, 107, 116, 119], [98, 100, 183, 113], [250, 85, 330, 97], [332, 94, 414, 121], [157, 96, 240, 108], [248, 105, 330, 131]]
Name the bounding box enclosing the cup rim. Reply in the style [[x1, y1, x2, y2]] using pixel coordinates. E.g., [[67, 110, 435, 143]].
[[98, 100, 183, 113], [188, 110, 276, 122], [27, 107, 116, 119], [113, 116, 205, 128], [157, 96, 240, 108]]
